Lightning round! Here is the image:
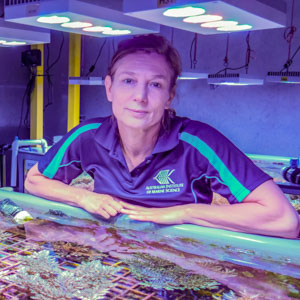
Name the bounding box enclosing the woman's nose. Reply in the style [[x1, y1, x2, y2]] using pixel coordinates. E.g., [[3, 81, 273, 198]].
[[133, 83, 148, 103]]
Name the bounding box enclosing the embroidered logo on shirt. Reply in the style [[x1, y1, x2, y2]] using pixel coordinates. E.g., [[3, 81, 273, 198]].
[[153, 169, 175, 184], [145, 169, 184, 194]]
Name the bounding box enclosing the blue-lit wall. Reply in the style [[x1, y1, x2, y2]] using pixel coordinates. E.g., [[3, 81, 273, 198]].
[[0, 0, 299, 157]]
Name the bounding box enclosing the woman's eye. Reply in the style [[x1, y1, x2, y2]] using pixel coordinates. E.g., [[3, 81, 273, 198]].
[[151, 82, 162, 88], [123, 78, 134, 84]]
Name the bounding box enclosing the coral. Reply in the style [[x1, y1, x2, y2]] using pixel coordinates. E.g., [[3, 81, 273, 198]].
[[125, 253, 220, 291], [1, 250, 121, 300], [49, 241, 106, 262]]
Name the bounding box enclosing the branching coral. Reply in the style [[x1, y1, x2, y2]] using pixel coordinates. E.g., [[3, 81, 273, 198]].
[[125, 253, 220, 291], [2, 250, 121, 300]]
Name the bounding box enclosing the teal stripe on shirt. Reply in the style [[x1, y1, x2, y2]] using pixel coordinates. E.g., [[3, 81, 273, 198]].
[[179, 132, 250, 202], [43, 123, 101, 179]]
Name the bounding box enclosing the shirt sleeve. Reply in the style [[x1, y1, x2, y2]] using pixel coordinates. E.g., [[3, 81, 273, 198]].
[[203, 128, 272, 204], [37, 126, 84, 185]]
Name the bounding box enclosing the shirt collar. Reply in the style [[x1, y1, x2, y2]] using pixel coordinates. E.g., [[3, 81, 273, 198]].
[[95, 116, 119, 151], [95, 115, 183, 154], [152, 116, 183, 154]]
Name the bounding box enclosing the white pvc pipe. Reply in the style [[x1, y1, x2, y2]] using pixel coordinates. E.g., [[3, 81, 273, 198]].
[[10, 138, 48, 187]]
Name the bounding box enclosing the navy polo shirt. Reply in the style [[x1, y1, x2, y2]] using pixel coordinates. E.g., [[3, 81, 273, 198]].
[[38, 115, 271, 208]]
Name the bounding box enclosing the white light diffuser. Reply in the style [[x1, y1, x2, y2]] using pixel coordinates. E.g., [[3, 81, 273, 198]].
[[4, 0, 159, 37], [37, 16, 70, 24], [208, 73, 264, 86], [266, 71, 300, 84], [178, 71, 208, 80], [0, 18, 50, 47], [183, 15, 223, 24], [123, 0, 286, 35], [201, 20, 238, 28], [61, 21, 92, 29], [217, 24, 253, 31], [163, 6, 206, 17]]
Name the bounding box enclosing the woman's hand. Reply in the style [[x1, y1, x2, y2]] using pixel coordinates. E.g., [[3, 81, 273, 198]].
[[120, 201, 186, 225], [80, 193, 123, 219]]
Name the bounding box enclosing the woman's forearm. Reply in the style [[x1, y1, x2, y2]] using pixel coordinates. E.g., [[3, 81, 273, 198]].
[[25, 168, 91, 208], [24, 164, 123, 219], [183, 201, 299, 238]]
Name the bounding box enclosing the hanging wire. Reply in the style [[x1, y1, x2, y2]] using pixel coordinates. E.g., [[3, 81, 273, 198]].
[[214, 32, 254, 75], [171, 27, 174, 45], [245, 32, 251, 73], [281, 0, 298, 72], [223, 34, 229, 70], [43, 32, 65, 112], [193, 33, 198, 69], [112, 38, 116, 54], [189, 33, 198, 69], [17, 67, 35, 137], [85, 38, 107, 76]]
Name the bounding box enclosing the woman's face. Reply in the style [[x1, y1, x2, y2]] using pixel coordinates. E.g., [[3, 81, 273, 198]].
[[105, 51, 175, 132]]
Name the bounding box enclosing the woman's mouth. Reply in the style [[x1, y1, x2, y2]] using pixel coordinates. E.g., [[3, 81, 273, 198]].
[[126, 108, 148, 118]]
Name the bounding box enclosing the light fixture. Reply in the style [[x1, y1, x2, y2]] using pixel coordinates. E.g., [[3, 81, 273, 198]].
[[82, 26, 111, 33], [266, 72, 300, 84], [183, 15, 223, 24], [163, 6, 206, 18], [37, 16, 70, 24], [61, 21, 92, 29], [265, 0, 300, 84], [102, 29, 132, 35], [4, 0, 159, 37], [123, 0, 286, 35], [201, 20, 238, 28], [208, 32, 263, 86], [0, 18, 50, 47], [217, 24, 253, 31], [208, 73, 264, 86], [1, 40, 27, 46], [178, 71, 208, 80]]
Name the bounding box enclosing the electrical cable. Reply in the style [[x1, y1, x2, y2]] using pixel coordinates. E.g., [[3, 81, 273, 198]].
[[214, 32, 253, 75], [112, 38, 116, 54], [23, 67, 36, 129], [281, 0, 297, 72], [45, 32, 65, 73], [171, 28, 174, 45], [193, 33, 198, 69], [85, 38, 107, 76], [245, 32, 253, 74], [17, 67, 36, 137], [189, 36, 196, 69], [223, 34, 229, 70], [44, 32, 64, 112]]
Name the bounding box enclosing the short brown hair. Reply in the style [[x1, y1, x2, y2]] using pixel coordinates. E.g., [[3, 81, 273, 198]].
[[108, 34, 182, 88]]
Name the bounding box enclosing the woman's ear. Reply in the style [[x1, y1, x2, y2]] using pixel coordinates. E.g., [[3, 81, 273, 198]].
[[105, 75, 113, 102]]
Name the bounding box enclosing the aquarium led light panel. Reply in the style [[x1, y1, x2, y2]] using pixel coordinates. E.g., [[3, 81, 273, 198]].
[[266, 71, 300, 84], [208, 73, 264, 86], [0, 18, 50, 47], [123, 0, 286, 35], [4, 0, 159, 37]]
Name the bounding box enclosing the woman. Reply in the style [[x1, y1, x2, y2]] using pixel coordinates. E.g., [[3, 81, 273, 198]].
[[25, 34, 299, 238]]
